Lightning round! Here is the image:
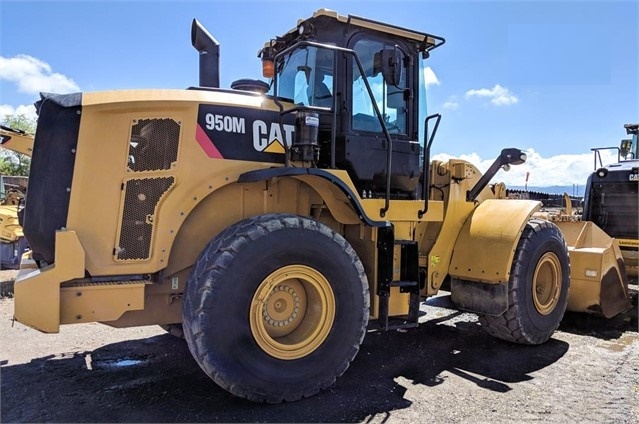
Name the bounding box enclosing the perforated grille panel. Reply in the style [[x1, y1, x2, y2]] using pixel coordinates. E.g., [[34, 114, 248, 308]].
[[116, 176, 175, 261], [128, 118, 180, 172]]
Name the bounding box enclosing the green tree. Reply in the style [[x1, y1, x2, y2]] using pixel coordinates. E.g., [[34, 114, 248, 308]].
[[1, 114, 35, 176]]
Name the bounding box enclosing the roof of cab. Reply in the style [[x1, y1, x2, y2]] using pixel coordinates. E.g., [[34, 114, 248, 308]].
[[291, 9, 441, 48]]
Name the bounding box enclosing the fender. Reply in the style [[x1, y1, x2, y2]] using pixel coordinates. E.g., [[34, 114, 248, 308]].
[[161, 166, 392, 296], [448, 199, 541, 315], [449, 199, 542, 283], [238, 167, 390, 228]]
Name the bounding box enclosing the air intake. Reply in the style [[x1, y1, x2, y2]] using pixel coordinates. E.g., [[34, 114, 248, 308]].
[[191, 19, 220, 88]]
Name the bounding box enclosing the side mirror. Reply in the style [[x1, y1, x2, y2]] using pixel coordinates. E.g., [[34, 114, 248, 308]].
[[500, 148, 527, 166], [374, 48, 402, 86]]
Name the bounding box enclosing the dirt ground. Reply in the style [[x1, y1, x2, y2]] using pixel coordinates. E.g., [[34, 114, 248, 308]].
[[1, 272, 638, 423]]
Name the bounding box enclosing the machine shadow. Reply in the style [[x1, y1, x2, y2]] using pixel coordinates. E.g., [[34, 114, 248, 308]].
[[1, 311, 569, 423]]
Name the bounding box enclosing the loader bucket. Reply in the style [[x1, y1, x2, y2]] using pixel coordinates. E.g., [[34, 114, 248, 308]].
[[555, 221, 632, 318]]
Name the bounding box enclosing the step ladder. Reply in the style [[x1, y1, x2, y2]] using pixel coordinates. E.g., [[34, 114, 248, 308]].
[[377, 227, 421, 331]]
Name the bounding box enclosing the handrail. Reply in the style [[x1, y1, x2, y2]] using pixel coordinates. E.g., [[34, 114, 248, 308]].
[[591, 147, 621, 170], [418, 114, 441, 218], [346, 13, 446, 53]]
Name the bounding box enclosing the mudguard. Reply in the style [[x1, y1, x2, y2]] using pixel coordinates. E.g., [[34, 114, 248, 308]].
[[448, 199, 541, 315], [449, 199, 542, 284]]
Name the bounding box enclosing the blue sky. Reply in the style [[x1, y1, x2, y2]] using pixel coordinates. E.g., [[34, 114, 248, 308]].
[[1, 0, 637, 189]]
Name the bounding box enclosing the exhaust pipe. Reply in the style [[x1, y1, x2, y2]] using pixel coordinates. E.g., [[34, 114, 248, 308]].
[[191, 19, 220, 88]]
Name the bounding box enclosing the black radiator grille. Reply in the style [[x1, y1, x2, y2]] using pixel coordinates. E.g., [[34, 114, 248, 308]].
[[116, 176, 175, 260], [587, 182, 638, 240], [128, 118, 180, 172]]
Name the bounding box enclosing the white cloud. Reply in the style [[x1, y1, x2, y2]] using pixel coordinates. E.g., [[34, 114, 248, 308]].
[[443, 101, 459, 110], [443, 95, 459, 110], [424, 67, 440, 87], [432, 148, 618, 188], [0, 104, 38, 122], [0, 55, 80, 95], [465, 84, 518, 106]]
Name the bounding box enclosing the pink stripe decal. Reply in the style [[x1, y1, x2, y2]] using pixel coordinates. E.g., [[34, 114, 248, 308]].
[[195, 124, 223, 158]]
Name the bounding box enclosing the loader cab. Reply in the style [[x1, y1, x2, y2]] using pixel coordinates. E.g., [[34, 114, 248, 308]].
[[261, 9, 444, 199]]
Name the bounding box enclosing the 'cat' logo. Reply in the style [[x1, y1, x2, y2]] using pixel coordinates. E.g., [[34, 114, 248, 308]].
[[252, 120, 294, 154]]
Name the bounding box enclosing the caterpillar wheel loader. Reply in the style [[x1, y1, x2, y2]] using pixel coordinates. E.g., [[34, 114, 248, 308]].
[[13, 9, 632, 403], [584, 123, 639, 281], [0, 192, 28, 270], [0, 126, 32, 269], [0, 186, 28, 270]]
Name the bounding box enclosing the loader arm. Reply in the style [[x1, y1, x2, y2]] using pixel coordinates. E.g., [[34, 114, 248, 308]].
[[0, 125, 34, 157]]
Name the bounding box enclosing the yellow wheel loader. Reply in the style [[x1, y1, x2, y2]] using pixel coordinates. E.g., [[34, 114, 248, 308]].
[[0, 194, 28, 270], [0, 126, 32, 269], [0, 125, 34, 157], [13, 9, 632, 403]]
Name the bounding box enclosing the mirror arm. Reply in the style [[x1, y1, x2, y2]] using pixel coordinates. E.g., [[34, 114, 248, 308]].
[[466, 148, 527, 202]]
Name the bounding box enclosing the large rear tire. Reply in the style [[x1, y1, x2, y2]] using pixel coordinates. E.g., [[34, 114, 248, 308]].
[[182, 214, 369, 403], [479, 219, 570, 345]]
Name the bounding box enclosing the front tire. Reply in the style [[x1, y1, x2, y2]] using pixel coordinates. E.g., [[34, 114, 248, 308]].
[[182, 214, 370, 403], [479, 219, 570, 345]]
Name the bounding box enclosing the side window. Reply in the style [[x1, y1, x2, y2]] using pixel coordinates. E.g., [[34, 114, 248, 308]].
[[352, 39, 407, 134], [275, 46, 334, 108]]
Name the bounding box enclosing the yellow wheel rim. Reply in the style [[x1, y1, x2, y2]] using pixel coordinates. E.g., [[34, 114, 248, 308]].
[[532, 252, 562, 315], [250, 265, 335, 360]]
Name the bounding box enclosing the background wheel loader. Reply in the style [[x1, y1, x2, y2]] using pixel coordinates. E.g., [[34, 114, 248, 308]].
[[13, 9, 633, 403], [0, 126, 32, 269], [0, 183, 28, 270], [584, 123, 638, 282]]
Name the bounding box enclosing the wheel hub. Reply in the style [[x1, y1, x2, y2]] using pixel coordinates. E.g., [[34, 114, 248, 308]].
[[250, 265, 335, 360], [532, 252, 561, 315], [261, 282, 305, 335]]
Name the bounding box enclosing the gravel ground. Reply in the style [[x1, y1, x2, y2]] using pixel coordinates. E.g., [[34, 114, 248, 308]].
[[1, 271, 637, 423]]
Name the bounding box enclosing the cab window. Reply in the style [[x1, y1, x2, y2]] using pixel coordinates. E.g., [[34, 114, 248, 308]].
[[351, 39, 407, 134]]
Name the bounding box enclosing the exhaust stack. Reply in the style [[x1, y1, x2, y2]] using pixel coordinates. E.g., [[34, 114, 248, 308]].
[[191, 19, 220, 88]]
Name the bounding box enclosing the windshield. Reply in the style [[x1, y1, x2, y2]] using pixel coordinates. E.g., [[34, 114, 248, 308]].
[[274, 46, 334, 108]]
